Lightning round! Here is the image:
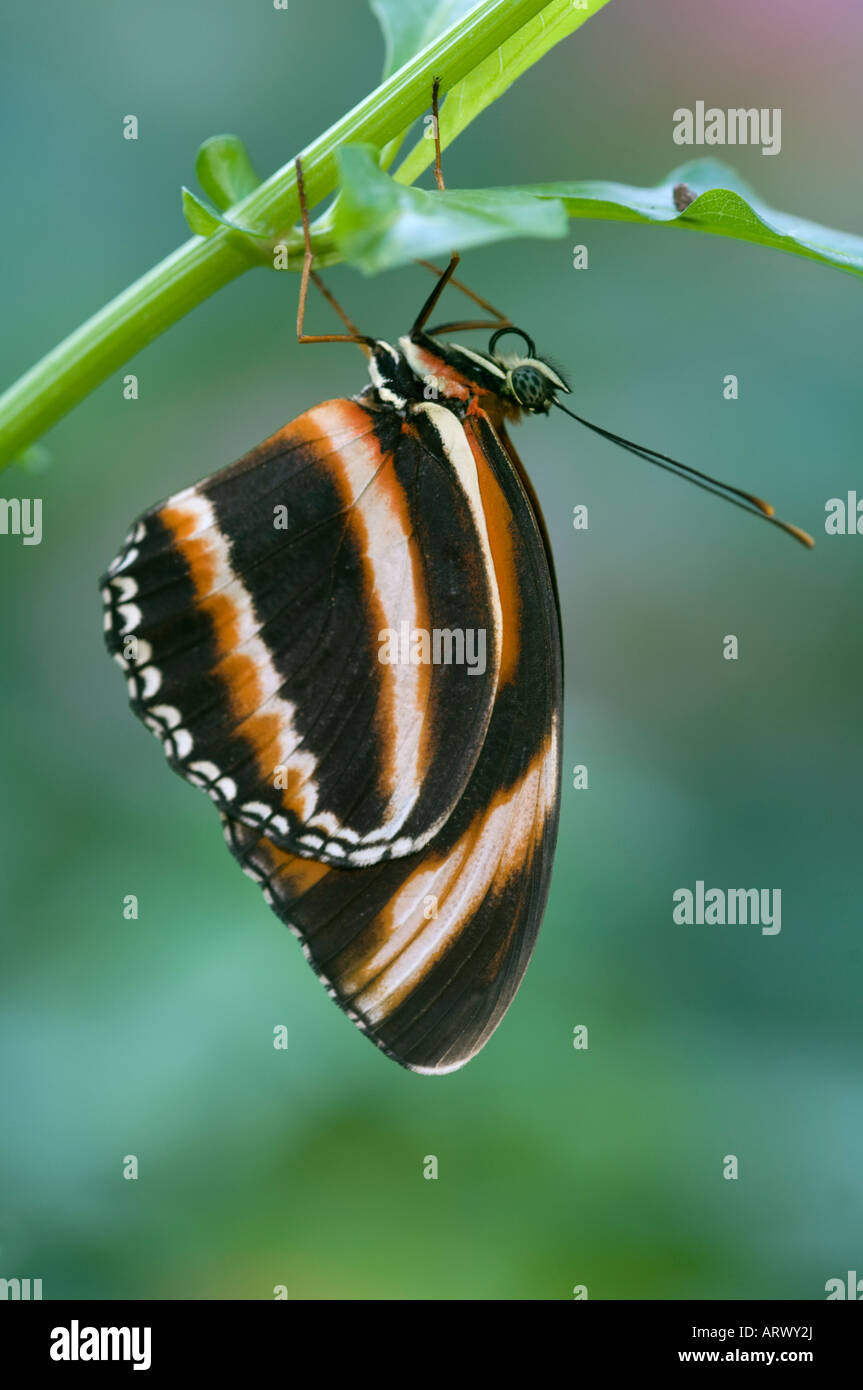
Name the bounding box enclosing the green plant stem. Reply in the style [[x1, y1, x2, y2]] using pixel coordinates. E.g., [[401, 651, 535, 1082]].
[[0, 0, 553, 470]]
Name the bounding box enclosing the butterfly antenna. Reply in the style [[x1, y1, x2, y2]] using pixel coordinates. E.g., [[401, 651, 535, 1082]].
[[553, 400, 813, 548]]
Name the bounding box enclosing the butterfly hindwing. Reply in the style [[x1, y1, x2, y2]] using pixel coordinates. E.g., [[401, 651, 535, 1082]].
[[102, 398, 503, 866], [221, 402, 563, 1073]]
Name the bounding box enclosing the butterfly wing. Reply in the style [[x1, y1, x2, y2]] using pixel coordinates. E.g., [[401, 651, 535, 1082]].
[[101, 398, 503, 866], [221, 402, 563, 1072]]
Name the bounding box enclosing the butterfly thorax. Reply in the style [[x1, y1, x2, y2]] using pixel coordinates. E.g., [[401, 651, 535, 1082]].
[[411, 334, 530, 424], [362, 322, 572, 427], [361, 337, 481, 419]]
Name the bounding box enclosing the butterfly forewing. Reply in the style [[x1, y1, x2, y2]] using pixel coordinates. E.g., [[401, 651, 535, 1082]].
[[102, 399, 503, 867], [220, 400, 563, 1073]]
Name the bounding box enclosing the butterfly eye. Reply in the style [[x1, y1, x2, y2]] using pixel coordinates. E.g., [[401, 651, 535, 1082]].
[[509, 364, 552, 410]]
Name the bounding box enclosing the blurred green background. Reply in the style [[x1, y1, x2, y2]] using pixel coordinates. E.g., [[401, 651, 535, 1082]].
[[1, 0, 861, 1300]]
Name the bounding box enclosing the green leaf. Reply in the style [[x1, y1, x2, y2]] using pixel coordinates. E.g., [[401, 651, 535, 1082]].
[[195, 134, 261, 211], [181, 187, 272, 248], [394, 0, 612, 187], [332, 144, 567, 272], [330, 151, 863, 280], [519, 158, 863, 277], [370, 0, 479, 79], [0, 0, 564, 470], [370, 0, 477, 169], [182, 187, 225, 237]]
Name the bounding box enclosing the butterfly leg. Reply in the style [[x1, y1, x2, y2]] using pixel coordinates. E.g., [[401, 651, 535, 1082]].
[[412, 81, 511, 337], [295, 156, 372, 349], [431, 74, 446, 194], [415, 260, 510, 329], [413, 254, 512, 341]]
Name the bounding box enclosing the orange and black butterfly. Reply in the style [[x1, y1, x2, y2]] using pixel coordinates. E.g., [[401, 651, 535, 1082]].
[[101, 93, 811, 1074]]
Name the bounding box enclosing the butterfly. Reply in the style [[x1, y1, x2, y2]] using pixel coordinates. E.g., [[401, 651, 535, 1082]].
[[101, 89, 812, 1075]]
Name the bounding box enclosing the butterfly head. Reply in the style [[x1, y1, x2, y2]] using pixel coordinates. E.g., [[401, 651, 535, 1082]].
[[420, 326, 571, 416], [400, 324, 571, 419], [485, 328, 571, 414]]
